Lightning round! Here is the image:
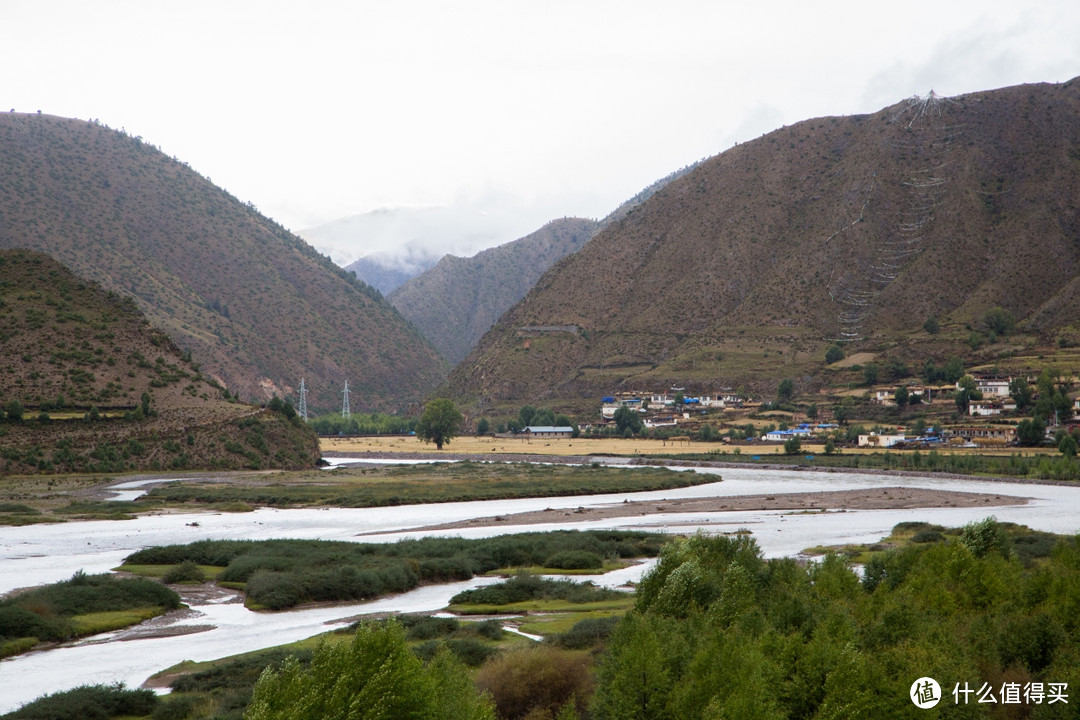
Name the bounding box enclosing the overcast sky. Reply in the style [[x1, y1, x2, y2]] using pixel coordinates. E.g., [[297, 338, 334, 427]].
[[3, 1, 1078, 263]]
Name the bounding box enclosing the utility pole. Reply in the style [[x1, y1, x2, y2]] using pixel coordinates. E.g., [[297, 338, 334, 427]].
[[342, 380, 351, 419], [298, 378, 308, 421]]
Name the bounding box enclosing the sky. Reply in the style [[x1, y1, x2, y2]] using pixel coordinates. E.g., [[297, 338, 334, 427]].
[[3, 0, 1079, 265]]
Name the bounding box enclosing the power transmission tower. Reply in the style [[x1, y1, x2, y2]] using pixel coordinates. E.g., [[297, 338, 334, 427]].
[[342, 380, 351, 419], [298, 377, 308, 421]]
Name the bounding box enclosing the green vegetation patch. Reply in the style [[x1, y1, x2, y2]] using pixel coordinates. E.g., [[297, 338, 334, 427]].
[[589, 521, 1080, 719], [141, 461, 712, 509], [0, 570, 180, 658], [0, 683, 158, 720], [122, 530, 666, 611]]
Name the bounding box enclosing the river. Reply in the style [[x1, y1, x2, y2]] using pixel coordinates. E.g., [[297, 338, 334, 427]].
[[1, 464, 1078, 712]]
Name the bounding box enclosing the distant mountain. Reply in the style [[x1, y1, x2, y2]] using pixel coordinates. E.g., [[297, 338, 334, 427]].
[[301, 205, 531, 293], [384, 165, 701, 366], [0, 249, 319, 474], [344, 246, 443, 295], [0, 113, 447, 412], [444, 79, 1080, 413], [388, 218, 600, 364]]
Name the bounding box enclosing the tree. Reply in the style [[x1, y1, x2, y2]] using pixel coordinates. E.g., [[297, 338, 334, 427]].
[[518, 405, 537, 427], [1059, 433, 1077, 458], [943, 357, 965, 384], [806, 403, 818, 420], [923, 316, 939, 334], [613, 406, 643, 436], [954, 376, 982, 415], [416, 399, 463, 450], [862, 363, 879, 386], [894, 386, 909, 407], [983, 306, 1016, 336], [476, 418, 490, 435], [4, 399, 24, 423], [777, 378, 795, 402], [825, 344, 844, 364], [1009, 378, 1033, 413], [1017, 417, 1047, 446], [824, 437, 837, 454], [247, 621, 495, 720], [783, 436, 803, 455]]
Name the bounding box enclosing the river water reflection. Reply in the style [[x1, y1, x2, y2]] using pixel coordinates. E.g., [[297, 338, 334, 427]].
[[2, 464, 1079, 712]]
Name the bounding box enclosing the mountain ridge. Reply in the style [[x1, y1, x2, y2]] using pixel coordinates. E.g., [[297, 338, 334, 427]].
[[0, 113, 447, 412], [443, 79, 1080, 414]]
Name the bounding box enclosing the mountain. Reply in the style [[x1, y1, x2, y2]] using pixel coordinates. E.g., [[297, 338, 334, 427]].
[[344, 246, 443, 295], [387, 218, 600, 364], [0, 113, 447, 412], [385, 164, 701, 366], [301, 205, 533, 293], [444, 79, 1080, 414], [0, 249, 319, 474]]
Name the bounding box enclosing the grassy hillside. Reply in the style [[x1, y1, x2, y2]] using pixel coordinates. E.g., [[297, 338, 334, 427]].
[[444, 79, 1080, 413], [0, 113, 446, 412], [388, 218, 599, 364], [0, 250, 319, 474]]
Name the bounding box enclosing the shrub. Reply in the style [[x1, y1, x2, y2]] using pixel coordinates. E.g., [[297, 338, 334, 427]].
[[475, 645, 593, 720], [548, 616, 620, 649], [161, 561, 205, 584], [544, 550, 603, 570]]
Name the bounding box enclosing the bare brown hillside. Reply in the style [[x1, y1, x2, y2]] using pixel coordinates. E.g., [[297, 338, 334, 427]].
[[0, 114, 447, 412], [0, 250, 319, 474], [445, 79, 1080, 412]]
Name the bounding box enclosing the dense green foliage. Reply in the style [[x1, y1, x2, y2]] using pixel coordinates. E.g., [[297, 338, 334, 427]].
[[591, 523, 1080, 719], [123, 531, 664, 610], [415, 398, 464, 449], [450, 573, 625, 606], [246, 620, 495, 720], [0, 683, 158, 720], [307, 412, 416, 436], [0, 571, 180, 654]]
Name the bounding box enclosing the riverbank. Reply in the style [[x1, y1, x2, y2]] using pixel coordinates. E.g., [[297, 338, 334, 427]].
[[371, 486, 1028, 534]]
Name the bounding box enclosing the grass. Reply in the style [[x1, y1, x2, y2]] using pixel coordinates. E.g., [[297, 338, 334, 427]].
[[450, 597, 635, 616], [484, 560, 629, 576], [138, 461, 715, 510], [116, 563, 226, 580], [69, 607, 166, 635]]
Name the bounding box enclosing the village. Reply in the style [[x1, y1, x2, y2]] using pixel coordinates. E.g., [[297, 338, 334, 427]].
[[580, 373, 1080, 452]]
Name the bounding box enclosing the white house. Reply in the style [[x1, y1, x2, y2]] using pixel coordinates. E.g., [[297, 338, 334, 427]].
[[969, 402, 1003, 417], [858, 433, 906, 448], [968, 376, 1012, 398]]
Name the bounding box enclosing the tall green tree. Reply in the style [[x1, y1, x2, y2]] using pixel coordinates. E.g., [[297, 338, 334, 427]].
[[416, 399, 463, 450], [591, 613, 671, 720], [246, 621, 494, 720], [613, 406, 643, 436], [777, 378, 795, 402]]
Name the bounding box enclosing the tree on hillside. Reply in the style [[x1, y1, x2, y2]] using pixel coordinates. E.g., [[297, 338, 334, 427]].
[[894, 385, 909, 407], [777, 378, 795, 403], [825, 344, 844, 364], [476, 418, 490, 435], [416, 399, 463, 450]]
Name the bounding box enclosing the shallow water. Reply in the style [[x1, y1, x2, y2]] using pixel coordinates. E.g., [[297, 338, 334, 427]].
[[2, 464, 1078, 712]]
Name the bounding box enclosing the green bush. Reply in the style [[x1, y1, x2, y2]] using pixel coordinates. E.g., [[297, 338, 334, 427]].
[[544, 550, 603, 570], [161, 560, 205, 584], [1, 683, 157, 719]]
